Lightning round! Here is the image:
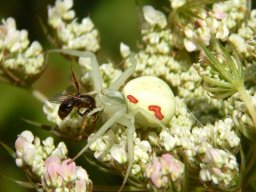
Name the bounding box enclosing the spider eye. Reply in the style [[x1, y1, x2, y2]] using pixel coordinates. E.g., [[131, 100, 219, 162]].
[[123, 76, 176, 127]]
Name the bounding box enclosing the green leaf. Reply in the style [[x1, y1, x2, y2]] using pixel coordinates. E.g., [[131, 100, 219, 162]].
[[0, 174, 34, 189], [21, 118, 52, 131], [195, 38, 245, 100], [0, 142, 15, 158]]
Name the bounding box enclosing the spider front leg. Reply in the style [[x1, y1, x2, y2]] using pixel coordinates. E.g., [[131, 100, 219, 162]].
[[109, 53, 137, 90], [116, 114, 136, 192], [48, 49, 103, 91], [73, 104, 127, 160]]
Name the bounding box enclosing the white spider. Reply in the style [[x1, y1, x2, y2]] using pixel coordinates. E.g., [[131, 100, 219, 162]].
[[50, 49, 176, 191]]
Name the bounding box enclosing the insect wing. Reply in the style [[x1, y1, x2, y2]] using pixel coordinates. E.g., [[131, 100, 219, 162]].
[[49, 94, 70, 103], [63, 84, 77, 95], [49, 84, 77, 103]]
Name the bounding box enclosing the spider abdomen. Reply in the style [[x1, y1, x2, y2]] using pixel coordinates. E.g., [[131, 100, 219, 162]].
[[123, 76, 176, 127]]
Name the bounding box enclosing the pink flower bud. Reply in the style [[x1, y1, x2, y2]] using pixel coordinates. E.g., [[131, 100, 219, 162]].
[[42, 156, 92, 191], [145, 153, 184, 190]]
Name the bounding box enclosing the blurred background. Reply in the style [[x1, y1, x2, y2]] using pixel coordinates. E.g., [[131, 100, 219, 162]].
[[0, 0, 256, 191]]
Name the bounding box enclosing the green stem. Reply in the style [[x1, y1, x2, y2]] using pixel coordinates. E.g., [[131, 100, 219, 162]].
[[237, 85, 256, 127], [241, 141, 256, 189]]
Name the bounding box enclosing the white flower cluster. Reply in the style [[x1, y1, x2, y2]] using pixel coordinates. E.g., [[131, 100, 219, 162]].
[[183, 0, 247, 52], [213, 0, 247, 29], [232, 91, 256, 139], [15, 130, 92, 192], [121, 6, 190, 89], [15, 130, 68, 176], [199, 147, 239, 190], [145, 98, 240, 166], [0, 17, 44, 80], [88, 125, 153, 177], [200, 118, 240, 150], [229, 9, 256, 58], [176, 66, 202, 97], [48, 0, 100, 51]]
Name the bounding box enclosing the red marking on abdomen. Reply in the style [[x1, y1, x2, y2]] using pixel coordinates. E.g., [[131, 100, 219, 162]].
[[148, 105, 164, 120], [127, 95, 138, 104]]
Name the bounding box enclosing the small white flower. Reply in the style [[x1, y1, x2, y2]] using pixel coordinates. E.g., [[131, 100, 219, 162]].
[[42, 137, 55, 155], [170, 0, 186, 9], [51, 142, 68, 159], [82, 17, 94, 32], [184, 38, 197, 52], [143, 6, 167, 29], [20, 130, 34, 143], [147, 131, 159, 146], [216, 23, 229, 40], [159, 130, 177, 151], [111, 142, 127, 164], [134, 140, 151, 163], [120, 42, 131, 58], [131, 164, 141, 175]]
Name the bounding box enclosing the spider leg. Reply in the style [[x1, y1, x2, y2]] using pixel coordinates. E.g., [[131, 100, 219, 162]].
[[48, 49, 103, 91], [116, 114, 135, 192], [109, 54, 137, 90], [132, 107, 168, 129], [72, 104, 127, 160], [86, 106, 103, 117]]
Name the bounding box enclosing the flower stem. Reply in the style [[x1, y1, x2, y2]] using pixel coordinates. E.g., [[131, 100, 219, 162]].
[[237, 85, 256, 127]]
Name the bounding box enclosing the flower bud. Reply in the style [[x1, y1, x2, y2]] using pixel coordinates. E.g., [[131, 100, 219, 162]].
[[145, 153, 184, 191], [200, 148, 239, 191], [42, 156, 92, 192]]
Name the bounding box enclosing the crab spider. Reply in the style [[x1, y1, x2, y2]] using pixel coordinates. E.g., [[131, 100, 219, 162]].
[[49, 49, 176, 191]]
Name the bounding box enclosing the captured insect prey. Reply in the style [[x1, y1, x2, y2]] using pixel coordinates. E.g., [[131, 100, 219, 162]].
[[53, 69, 97, 117], [50, 69, 99, 138], [58, 93, 96, 120]]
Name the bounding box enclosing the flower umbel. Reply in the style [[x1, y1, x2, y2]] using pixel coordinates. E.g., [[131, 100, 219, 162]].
[[0, 17, 45, 86], [199, 147, 239, 191], [48, 0, 100, 51], [15, 130, 92, 192]]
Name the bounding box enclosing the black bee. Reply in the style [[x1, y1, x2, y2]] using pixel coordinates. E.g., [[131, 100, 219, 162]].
[[57, 93, 96, 120], [51, 70, 98, 121]]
